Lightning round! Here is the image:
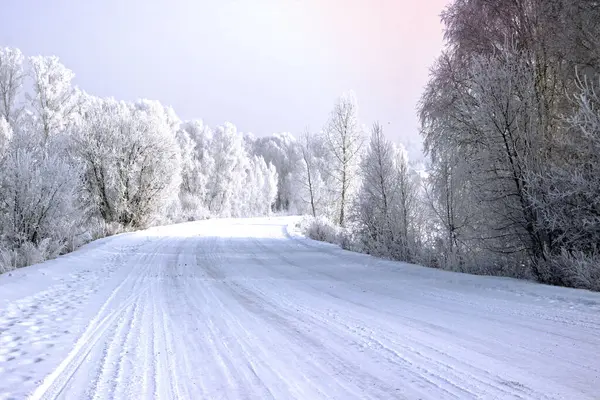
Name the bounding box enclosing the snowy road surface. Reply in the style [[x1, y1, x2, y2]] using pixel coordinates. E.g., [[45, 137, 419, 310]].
[[0, 217, 599, 400]]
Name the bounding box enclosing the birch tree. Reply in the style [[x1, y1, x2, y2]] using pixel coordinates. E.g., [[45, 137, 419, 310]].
[[290, 129, 317, 217], [323, 92, 364, 227], [355, 123, 395, 255]]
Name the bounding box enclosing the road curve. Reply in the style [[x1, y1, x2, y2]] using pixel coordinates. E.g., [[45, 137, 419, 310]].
[[0, 217, 599, 399]]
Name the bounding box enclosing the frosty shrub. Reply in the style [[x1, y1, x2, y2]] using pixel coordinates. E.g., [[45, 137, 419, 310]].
[[302, 216, 341, 244], [540, 250, 600, 292]]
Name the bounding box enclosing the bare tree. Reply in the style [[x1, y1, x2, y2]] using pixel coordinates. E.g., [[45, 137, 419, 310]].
[[355, 123, 394, 254], [422, 147, 478, 270], [298, 128, 318, 217], [393, 146, 416, 261], [355, 122, 418, 261], [323, 92, 364, 227]]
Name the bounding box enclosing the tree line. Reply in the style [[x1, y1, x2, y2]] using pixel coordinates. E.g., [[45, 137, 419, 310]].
[[294, 0, 600, 292], [0, 49, 280, 271], [2, 0, 598, 292]]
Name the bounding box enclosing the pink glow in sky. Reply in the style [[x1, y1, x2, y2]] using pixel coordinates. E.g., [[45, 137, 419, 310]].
[[0, 0, 449, 159]]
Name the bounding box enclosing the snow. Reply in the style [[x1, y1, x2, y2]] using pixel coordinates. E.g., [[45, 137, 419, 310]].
[[1, 217, 599, 400]]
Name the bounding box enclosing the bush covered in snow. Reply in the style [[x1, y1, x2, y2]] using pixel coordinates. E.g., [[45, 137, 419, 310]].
[[299, 216, 360, 252], [301, 216, 341, 244]]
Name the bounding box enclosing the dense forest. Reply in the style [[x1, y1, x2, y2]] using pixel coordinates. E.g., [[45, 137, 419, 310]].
[[1, 0, 598, 291]]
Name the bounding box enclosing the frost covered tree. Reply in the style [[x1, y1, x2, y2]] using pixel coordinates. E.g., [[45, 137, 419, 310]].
[[0, 110, 84, 271], [250, 132, 300, 212], [240, 156, 278, 217], [0, 47, 24, 125], [295, 129, 319, 217], [0, 46, 292, 274], [205, 122, 246, 216], [175, 121, 213, 220], [0, 117, 12, 155], [421, 47, 550, 275], [323, 92, 364, 227], [355, 123, 395, 253], [28, 56, 79, 140], [392, 144, 417, 260], [355, 123, 417, 261], [422, 150, 476, 270], [468, 53, 546, 261], [532, 74, 600, 289], [419, 0, 600, 288], [291, 128, 337, 218], [0, 142, 78, 253], [74, 97, 181, 228], [190, 122, 279, 218], [0, 50, 85, 271]]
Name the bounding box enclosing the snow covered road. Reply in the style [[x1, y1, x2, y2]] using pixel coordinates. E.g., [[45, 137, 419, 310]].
[[1, 217, 599, 400]]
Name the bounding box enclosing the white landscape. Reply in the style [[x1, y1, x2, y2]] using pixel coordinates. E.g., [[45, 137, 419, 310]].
[[0, 217, 599, 400], [2, 1, 600, 399]]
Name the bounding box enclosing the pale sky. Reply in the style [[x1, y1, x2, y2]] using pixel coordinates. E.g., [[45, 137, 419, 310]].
[[0, 0, 448, 159]]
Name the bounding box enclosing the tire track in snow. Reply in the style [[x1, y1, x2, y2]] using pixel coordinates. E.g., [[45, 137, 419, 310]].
[[5, 217, 597, 400], [190, 236, 301, 399], [212, 245, 409, 399], [244, 234, 577, 399], [203, 285, 280, 399], [137, 289, 155, 400], [28, 236, 166, 400], [226, 278, 434, 399], [29, 289, 147, 400], [313, 286, 596, 397], [151, 279, 177, 400], [112, 288, 146, 399], [241, 235, 551, 399], [91, 303, 138, 400], [112, 299, 141, 398], [190, 237, 261, 399]]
